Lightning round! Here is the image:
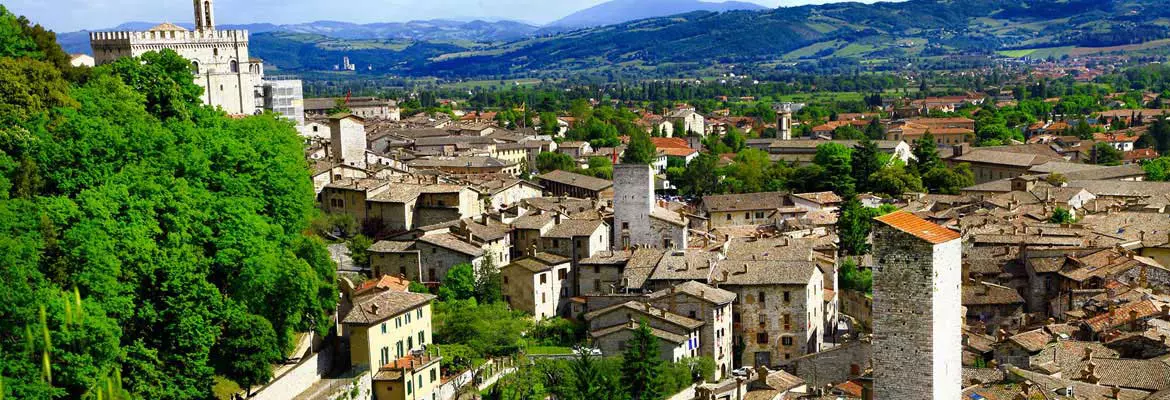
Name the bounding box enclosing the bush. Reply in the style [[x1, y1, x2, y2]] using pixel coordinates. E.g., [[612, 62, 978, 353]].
[[530, 318, 585, 347]]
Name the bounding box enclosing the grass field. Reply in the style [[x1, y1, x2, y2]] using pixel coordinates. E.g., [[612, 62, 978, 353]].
[[525, 346, 573, 355]]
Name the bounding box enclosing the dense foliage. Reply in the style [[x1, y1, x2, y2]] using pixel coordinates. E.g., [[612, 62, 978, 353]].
[[0, 7, 335, 399]]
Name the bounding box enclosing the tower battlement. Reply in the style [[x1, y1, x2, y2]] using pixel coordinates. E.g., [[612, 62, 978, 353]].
[[89, 29, 249, 45]]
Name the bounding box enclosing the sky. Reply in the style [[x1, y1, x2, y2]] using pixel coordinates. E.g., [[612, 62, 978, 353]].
[[8, 0, 885, 32]]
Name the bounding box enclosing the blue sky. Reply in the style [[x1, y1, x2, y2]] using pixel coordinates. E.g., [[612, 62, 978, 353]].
[[8, 0, 879, 32]]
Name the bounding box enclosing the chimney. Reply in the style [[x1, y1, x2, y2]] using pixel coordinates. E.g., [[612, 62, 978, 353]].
[[1110, 386, 1121, 399], [1083, 347, 1093, 361]]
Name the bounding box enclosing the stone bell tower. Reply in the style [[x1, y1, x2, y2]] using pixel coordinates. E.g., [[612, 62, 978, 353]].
[[194, 0, 216, 31]]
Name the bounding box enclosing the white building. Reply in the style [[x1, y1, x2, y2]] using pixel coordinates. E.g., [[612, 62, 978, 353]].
[[871, 211, 962, 400], [89, 0, 302, 122]]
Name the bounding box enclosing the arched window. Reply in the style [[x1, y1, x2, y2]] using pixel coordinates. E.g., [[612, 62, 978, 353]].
[[204, 1, 212, 27], [213, 48, 219, 57], [230, 60, 238, 73], [192, 61, 199, 74]]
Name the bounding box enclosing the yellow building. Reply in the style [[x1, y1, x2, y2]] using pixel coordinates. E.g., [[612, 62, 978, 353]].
[[342, 281, 441, 400]]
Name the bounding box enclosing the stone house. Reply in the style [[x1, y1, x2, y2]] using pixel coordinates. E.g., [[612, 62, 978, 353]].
[[557, 141, 593, 158], [407, 156, 520, 176], [667, 107, 706, 137], [340, 280, 439, 400], [644, 281, 737, 380], [701, 192, 801, 228], [509, 214, 555, 259], [993, 328, 1054, 368], [584, 301, 703, 362], [720, 260, 825, 367], [320, 178, 392, 221], [962, 281, 1026, 334], [501, 253, 572, 320], [458, 174, 543, 212], [542, 218, 610, 295], [612, 164, 688, 251], [365, 183, 481, 233], [577, 251, 634, 296]]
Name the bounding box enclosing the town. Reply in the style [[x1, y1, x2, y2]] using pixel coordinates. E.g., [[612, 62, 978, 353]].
[[5, 0, 1170, 400]]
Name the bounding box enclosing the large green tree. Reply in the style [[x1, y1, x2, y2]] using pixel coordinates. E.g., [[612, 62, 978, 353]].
[[813, 142, 855, 196], [623, 130, 658, 165], [621, 320, 663, 400]]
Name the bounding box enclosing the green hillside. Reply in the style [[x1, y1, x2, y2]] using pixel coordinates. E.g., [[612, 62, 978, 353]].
[[249, 0, 1170, 78]]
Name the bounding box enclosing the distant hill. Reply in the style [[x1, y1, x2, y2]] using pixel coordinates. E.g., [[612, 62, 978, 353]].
[[548, 0, 769, 29], [57, 19, 541, 55]]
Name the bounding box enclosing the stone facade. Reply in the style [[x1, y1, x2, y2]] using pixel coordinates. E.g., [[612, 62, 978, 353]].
[[871, 213, 962, 400], [725, 277, 825, 367], [501, 254, 572, 319], [331, 115, 368, 168], [787, 340, 872, 389], [646, 283, 736, 380], [90, 0, 261, 115], [613, 164, 656, 250]]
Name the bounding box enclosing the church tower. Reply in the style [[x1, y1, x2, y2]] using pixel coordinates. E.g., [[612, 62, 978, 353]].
[[194, 0, 216, 31]]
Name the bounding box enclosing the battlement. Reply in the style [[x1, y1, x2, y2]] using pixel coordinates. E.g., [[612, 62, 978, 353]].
[[90, 29, 248, 44]]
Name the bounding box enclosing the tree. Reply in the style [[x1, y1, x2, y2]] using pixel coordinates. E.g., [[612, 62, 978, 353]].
[[439, 264, 477, 301], [864, 118, 886, 140], [851, 138, 883, 193], [813, 143, 855, 196], [722, 128, 746, 152], [839, 259, 873, 293], [836, 198, 872, 256], [832, 125, 866, 140], [536, 152, 576, 173], [213, 305, 283, 395], [922, 164, 975, 195], [868, 165, 924, 197], [622, 130, 658, 165], [326, 98, 350, 115], [910, 133, 942, 174], [540, 112, 560, 136], [347, 234, 373, 269], [1143, 157, 1170, 181], [1050, 208, 1074, 224], [474, 254, 503, 304], [673, 153, 721, 197], [1093, 142, 1123, 166], [621, 320, 662, 400]]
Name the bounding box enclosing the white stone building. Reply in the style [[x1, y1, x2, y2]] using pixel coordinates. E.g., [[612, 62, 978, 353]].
[[89, 0, 302, 120], [871, 211, 962, 400]]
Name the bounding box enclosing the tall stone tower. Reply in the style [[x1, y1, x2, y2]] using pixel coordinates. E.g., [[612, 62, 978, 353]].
[[871, 211, 962, 400], [774, 103, 794, 140], [193, 0, 216, 31], [612, 163, 654, 250]]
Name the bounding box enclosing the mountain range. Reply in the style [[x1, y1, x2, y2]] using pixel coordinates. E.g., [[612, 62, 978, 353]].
[[56, 0, 1170, 80], [547, 0, 768, 29]]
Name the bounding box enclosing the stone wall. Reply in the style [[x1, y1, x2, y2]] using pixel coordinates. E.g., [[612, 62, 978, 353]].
[[786, 340, 872, 389], [839, 290, 873, 331], [613, 164, 655, 250], [251, 345, 336, 400], [726, 276, 824, 368]]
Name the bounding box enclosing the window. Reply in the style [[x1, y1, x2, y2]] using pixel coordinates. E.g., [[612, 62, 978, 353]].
[[503, 276, 509, 285], [594, 266, 601, 274], [381, 323, 387, 334], [407, 337, 413, 350], [782, 336, 794, 347], [745, 212, 750, 219], [622, 222, 629, 230], [380, 347, 389, 367], [397, 341, 404, 358], [431, 368, 437, 382], [540, 274, 547, 284], [407, 381, 413, 395], [230, 60, 239, 73], [783, 291, 791, 303], [406, 313, 411, 324], [419, 331, 425, 345], [558, 269, 568, 280], [726, 214, 731, 221], [755, 211, 764, 219], [213, 48, 219, 56], [192, 61, 199, 74], [783, 314, 792, 331], [688, 310, 697, 319], [756, 332, 768, 344], [417, 309, 423, 319], [593, 279, 601, 291], [542, 293, 547, 303], [758, 291, 766, 305]]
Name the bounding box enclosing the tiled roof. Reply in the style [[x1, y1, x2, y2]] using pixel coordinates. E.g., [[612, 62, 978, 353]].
[[417, 233, 484, 257], [702, 192, 790, 212], [792, 191, 843, 205], [718, 260, 820, 285], [537, 170, 614, 192], [590, 321, 687, 344], [149, 22, 188, 31], [650, 206, 687, 226], [874, 211, 961, 244], [544, 219, 605, 238], [952, 150, 1060, 167], [1084, 299, 1160, 333], [963, 282, 1025, 306], [645, 280, 736, 305], [1007, 328, 1053, 353], [648, 250, 720, 282], [1066, 357, 1170, 391], [505, 253, 570, 273], [510, 214, 554, 230], [343, 290, 436, 325], [584, 300, 704, 330], [354, 275, 411, 295], [1006, 366, 1150, 400], [369, 241, 416, 253]]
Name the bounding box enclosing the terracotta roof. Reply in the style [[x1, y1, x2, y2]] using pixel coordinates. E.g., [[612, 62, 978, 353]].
[[354, 275, 412, 295], [792, 191, 843, 205], [650, 137, 691, 149], [1084, 299, 1161, 333], [343, 290, 436, 325], [874, 211, 961, 244], [963, 282, 1025, 306], [1007, 328, 1053, 353]]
